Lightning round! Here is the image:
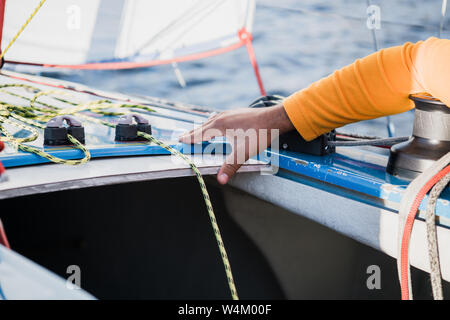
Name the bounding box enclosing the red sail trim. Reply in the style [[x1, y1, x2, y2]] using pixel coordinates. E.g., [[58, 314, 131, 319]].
[[6, 40, 245, 70], [4, 28, 266, 96]]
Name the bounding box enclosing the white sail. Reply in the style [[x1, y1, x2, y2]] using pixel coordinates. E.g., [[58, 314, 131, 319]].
[[3, 0, 101, 65], [1, 0, 255, 67]]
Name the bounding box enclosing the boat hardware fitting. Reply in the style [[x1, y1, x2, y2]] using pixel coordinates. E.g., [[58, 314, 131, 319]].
[[44, 115, 85, 146], [115, 113, 152, 142], [387, 94, 450, 179], [249, 95, 336, 155]]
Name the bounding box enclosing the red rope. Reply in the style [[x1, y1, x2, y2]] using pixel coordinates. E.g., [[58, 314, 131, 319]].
[[238, 28, 266, 96], [400, 165, 450, 299], [0, 96, 7, 248], [0, 0, 5, 53], [0, 160, 4, 177], [4, 28, 267, 96], [0, 141, 4, 177], [0, 219, 10, 249]]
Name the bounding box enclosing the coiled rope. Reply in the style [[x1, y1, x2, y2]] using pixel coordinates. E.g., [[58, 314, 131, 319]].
[[425, 172, 450, 300], [397, 152, 450, 300], [0, 0, 239, 299], [0, 114, 90, 166], [0, 83, 239, 300]]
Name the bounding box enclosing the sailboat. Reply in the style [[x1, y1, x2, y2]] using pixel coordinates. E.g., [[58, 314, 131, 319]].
[[0, 0, 449, 300]]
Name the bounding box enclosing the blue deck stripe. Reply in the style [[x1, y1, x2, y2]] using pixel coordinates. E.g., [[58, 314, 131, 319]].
[[268, 149, 450, 219]]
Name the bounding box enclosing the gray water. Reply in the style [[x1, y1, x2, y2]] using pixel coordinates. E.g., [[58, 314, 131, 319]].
[[14, 0, 450, 137]]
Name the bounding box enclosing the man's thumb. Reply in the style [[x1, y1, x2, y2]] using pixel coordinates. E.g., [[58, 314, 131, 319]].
[[217, 161, 242, 185]]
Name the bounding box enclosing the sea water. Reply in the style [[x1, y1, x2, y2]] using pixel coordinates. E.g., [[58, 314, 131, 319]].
[[19, 0, 450, 138]]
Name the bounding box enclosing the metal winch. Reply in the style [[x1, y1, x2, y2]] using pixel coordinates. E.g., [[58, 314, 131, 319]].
[[387, 94, 450, 179]]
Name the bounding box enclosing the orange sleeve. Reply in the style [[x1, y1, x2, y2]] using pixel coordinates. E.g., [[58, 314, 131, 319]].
[[283, 37, 450, 141]]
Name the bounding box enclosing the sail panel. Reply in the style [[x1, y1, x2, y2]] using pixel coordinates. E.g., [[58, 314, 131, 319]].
[[115, 0, 254, 60], [1, 0, 255, 67], [3, 0, 101, 64]]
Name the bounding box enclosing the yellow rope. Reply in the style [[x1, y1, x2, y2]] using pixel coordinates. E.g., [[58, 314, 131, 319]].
[[137, 131, 239, 300], [30, 90, 68, 110], [69, 112, 240, 300], [0, 0, 239, 298], [0, 82, 239, 299], [0, 116, 39, 143], [0, 115, 90, 165], [0, 0, 47, 60]]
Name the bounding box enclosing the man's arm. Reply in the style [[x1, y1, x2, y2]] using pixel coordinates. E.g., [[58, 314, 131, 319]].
[[284, 37, 450, 140], [180, 37, 450, 184], [179, 104, 293, 184]]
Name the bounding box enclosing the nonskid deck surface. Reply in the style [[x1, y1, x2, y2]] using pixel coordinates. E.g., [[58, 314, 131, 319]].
[[1, 71, 449, 221], [267, 147, 450, 221], [0, 72, 270, 300], [0, 71, 268, 198], [0, 71, 224, 168], [0, 71, 450, 218], [1, 73, 450, 299]]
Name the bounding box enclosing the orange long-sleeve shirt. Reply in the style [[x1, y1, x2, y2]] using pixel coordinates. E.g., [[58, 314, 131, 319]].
[[283, 37, 450, 141]]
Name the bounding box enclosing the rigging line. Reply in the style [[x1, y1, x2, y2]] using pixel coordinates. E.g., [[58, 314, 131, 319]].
[[138, 131, 239, 300], [397, 151, 450, 300], [328, 136, 408, 147], [425, 172, 450, 300], [0, 83, 238, 299], [11, 84, 238, 298], [0, 0, 47, 60], [365, 0, 394, 137], [0, 72, 237, 298], [10, 89, 197, 127], [440, 0, 448, 38], [145, 0, 226, 61], [0, 71, 212, 117], [3, 88, 196, 124], [258, 3, 438, 31], [365, 0, 379, 52], [0, 218, 10, 249], [71, 104, 242, 300], [132, 0, 224, 56], [0, 120, 91, 166], [132, 0, 215, 55]]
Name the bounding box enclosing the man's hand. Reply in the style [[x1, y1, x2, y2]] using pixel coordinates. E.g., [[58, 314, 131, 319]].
[[179, 104, 294, 184]]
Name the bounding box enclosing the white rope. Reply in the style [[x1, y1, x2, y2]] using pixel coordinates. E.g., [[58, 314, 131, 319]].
[[425, 172, 450, 300], [397, 152, 450, 300]]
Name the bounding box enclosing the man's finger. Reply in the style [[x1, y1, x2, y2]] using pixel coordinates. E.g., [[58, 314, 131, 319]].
[[217, 162, 242, 184], [179, 112, 223, 142], [179, 126, 222, 144], [217, 150, 244, 185]]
